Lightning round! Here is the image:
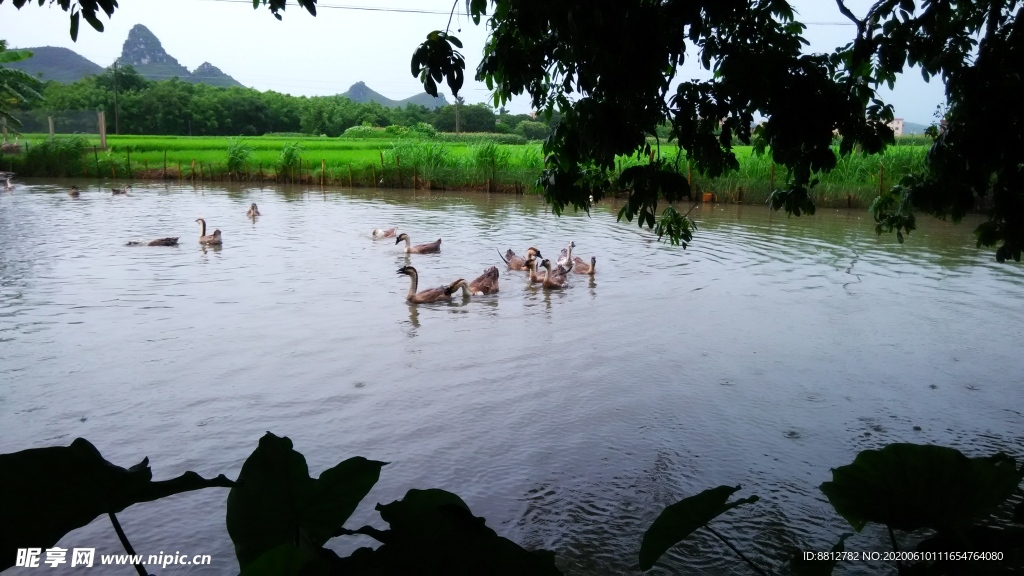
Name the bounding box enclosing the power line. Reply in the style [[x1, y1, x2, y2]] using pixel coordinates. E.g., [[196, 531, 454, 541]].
[[198, 0, 855, 23], [198, 0, 453, 15]]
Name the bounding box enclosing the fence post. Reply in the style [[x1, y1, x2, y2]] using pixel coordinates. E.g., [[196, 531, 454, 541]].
[[94, 147, 100, 176], [396, 155, 403, 188], [48, 116, 54, 137], [177, 161, 181, 181], [321, 158, 325, 187], [413, 166, 417, 190], [126, 148, 132, 178], [98, 111, 107, 149], [878, 163, 884, 196], [191, 160, 196, 184], [258, 162, 263, 181], [348, 163, 353, 188], [372, 165, 377, 188], [199, 162, 204, 181], [144, 160, 148, 177], [769, 163, 775, 192], [163, 150, 167, 179]]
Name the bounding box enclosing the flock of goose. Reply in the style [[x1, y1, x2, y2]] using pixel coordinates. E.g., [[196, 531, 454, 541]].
[[372, 226, 597, 304], [2, 178, 597, 304]]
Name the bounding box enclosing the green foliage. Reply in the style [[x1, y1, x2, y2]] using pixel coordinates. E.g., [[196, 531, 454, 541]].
[[0, 438, 232, 571], [870, 177, 917, 244], [226, 433, 384, 570], [820, 444, 1023, 534], [433, 103, 497, 133], [0, 39, 43, 131], [411, 31, 465, 97], [514, 120, 549, 141], [21, 135, 89, 177], [226, 138, 253, 174], [432, 131, 526, 145], [639, 485, 758, 571], [404, 0, 1024, 259], [278, 141, 303, 173]]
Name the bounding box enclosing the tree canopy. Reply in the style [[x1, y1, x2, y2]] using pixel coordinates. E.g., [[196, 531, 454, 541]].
[[7, 0, 1022, 260]]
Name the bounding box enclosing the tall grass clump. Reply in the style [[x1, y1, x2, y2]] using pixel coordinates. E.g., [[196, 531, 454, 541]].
[[384, 141, 454, 182], [278, 141, 304, 175], [226, 138, 253, 175], [22, 136, 90, 177]]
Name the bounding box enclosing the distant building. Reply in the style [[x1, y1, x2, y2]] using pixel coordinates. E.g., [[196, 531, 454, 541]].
[[888, 118, 904, 136]]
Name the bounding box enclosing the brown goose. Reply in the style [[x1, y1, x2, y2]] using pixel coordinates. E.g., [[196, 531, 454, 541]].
[[572, 256, 597, 275], [126, 237, 179, 247], [396, 233, 441, 254], [498, 247, 542, 270], [111, 185, 132, 195], [372, 227, 398, 239], [397, 266, 455, 303], [539, 259, 567, 290], [450, 266, 500, 296], [68, 185, 80, 198], [195, 218, 223, 245], [246, 203, 261, 218], [524, 256, 544, 284]]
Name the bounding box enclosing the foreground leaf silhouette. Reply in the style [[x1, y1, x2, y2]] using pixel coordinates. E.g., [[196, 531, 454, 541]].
[[0, 437, 233, 570], [639, 485, 758, 571], [820, 443, 1023, 533], [340, 488, 562, 575], [226, 432, 386, 571]]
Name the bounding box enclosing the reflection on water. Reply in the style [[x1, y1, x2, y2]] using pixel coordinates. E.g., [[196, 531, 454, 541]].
[[2, 181, 1023, 575]]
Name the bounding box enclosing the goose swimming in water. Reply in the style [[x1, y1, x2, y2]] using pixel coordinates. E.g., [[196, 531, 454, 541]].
[[246, 203, 261, 218], [572, 256, 597, 275], [68, 185, 80, 198], [126, 237, 179, 247], [195, 218, 223, 245], [397, 266, 455, 303], [539, 259, 568, 290], [498, 247, 542, 270], [395, 233, 441, 254], [556, 241, 576, 270], [524, 256, 544, 284], [449, 266, 500, 296], [372, 227, 398, 239], [2, 172, 14, 191], [111, 185, 132, 195]]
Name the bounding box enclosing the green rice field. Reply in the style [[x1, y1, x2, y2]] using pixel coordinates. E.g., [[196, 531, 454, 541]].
[[1, 133, 929, 207]]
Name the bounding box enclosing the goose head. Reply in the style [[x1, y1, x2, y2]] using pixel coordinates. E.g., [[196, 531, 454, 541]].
[[526, 247, 542, 258], [395, 233, 410, 244], [397, 266, 414, 276]]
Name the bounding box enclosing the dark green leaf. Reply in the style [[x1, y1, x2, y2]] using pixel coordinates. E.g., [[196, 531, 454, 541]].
[[358, 488, 562, 575], [0, 438, 233, 571], [639, 485, 759, 571], [820, 444, 1022, 533], [70, 10, 80, 42], [226, 432, 386, 571]]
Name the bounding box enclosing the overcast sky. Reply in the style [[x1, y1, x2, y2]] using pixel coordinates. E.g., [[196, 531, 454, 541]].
[[1, 0, 944, 123]]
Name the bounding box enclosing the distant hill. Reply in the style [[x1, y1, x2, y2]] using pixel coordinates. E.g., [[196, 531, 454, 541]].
[[342, 81, 448, 109], [902, 121, 929, 135], [4, 46, 104, 83], [9, 24, 243, 88], [193, 62, 240, 88], [117, 24, 242, 87]]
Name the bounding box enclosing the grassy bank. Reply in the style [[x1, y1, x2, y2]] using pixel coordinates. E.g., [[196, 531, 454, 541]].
[[1, 134, 929, 207]]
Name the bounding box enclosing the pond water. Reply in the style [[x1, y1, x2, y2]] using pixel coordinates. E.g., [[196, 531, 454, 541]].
[[2, 181, 1022, 575]]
